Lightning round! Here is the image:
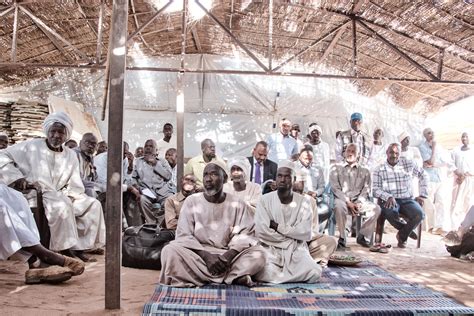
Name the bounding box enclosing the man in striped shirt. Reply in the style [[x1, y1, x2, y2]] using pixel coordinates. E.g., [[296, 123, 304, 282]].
[[373, 143, 428, 248]]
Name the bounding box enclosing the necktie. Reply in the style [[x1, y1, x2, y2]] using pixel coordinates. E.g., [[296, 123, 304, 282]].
[[255, 162, 262, 184]]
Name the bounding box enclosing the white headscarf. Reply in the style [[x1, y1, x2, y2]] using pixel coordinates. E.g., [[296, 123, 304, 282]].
[[42, 112, 74, 141], [308, 125, 322, 135], [227, 156, 251, 181]]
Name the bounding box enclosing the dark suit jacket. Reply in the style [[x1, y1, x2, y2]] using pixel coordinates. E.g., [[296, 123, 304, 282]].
[[247, 156, 278, 182]]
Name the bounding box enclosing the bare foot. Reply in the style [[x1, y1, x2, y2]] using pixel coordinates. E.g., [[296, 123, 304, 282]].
[[233, 275, 256, 287]]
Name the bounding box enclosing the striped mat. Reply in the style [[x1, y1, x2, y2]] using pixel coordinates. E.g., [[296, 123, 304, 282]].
[[142, 261, 474, 315]]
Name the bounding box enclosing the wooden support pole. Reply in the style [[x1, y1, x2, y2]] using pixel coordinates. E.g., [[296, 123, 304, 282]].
[[104, 0, 128, 310], [195, 0, 269, 72], [437, 49, 444, 80], [96, 0, 105, 64], [11, 4, 18, 62], [352, 18, 357, 75], [268, 0, 273, 70]]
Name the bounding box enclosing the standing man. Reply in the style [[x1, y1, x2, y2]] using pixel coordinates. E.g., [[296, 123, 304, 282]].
[[290, 123, 305, 152], [247, 141, 278, 185], [373, 143, 428, 248], [184, 138, 225, 187], [96, 140, 107, 155], [399, 132, 423, 167], [450, 132, 474, 229], [74, 133, 98, 198], [160, 162, 265, 287], [132, 139, 173, 224], [135, 146, 144, 158], [419, 128, 453, 235], [335, 112, 371, 165], [330, 144, 381, 250], [0, 132, 9, 149], [255, 161, 322, 284], [367, 128, 385, 172], [0, 112, 105, 260], [157, 123, 176, 159], [266, 118, 298, 163], [305, 124, 330, 184]]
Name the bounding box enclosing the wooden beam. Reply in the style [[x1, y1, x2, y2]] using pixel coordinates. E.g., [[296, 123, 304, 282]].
[[317, 24, 347, 65], [195, 0, 269, 72], [96, 0, 105, 64], [129, 0, 156, 53], [76, 0, 98, 38], [268, 0, 273, 70], [11, 4, 18, 62], [35, 20, 73, 62], [351, 0, 367, 14], [273, 20, 351, 72], [356, 19, 438, 81], [190, 26, 202, 52], [0, 6, 14, 18], [437, 49, 444, 80], [126, 0, 173, 43], [104, 0, 128, 310], [352, 18, 357, 75], [19, 5, 91, 62]]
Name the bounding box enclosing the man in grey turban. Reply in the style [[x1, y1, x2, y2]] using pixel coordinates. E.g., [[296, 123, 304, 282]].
[[0, 112, 105, 262]]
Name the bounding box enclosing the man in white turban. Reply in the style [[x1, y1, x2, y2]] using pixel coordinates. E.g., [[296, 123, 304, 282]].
[[0, 112, 105, 262], [223, 156, 262, 214], [305, 123, 330, 184]]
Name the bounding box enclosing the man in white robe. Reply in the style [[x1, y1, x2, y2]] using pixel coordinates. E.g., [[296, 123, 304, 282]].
[[0, 112, 105, 258], [160, 161, 266, 287], [255, 160, 322, 284], [0, 183, 85, 284]]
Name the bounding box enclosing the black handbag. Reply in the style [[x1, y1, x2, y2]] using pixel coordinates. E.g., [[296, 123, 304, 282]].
[[122, 224, 175, 270]]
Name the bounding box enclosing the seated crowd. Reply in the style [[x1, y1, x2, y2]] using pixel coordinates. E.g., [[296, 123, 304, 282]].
[[0, 111, 472, 286]]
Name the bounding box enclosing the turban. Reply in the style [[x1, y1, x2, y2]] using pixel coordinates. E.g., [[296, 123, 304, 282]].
[[398, 131, 410, 143], [277, 160, 296, 177], [207, 160, 229, 179], [227, 156, 251, 181], [42, 112, 73, 141], [350, 112, 363, 121], [308, 125, 322, 135]]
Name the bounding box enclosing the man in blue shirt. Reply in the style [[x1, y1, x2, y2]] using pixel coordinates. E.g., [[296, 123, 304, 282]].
[[266, 118, 298, 163]]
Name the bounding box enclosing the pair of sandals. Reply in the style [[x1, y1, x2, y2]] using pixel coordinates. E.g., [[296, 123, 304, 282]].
[[369, 243, 392, 253]]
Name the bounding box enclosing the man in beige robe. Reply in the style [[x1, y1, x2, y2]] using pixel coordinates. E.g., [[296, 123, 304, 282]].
[[0, 112, 105, 259], [160, 161, 266, 287], [255, 161, 322, 284]]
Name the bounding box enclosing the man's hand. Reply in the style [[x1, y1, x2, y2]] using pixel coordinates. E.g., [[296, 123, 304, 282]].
[[346, 201, 359, 216], [423, 161, 433, 168], [218, 249, 239, 268], [270, 219, 279, 231], [415, 196, 425, 207], [144, 154, 157, 166], [384, 197, 396, 209], [10, 178, 30, 191], [128, 186, 141, 201], [456, 174, 465, 185], [269, 181, 277, 191], [125, 152, 134, 168], [200, 251, 227, 275], [307, 191, 317, 199]]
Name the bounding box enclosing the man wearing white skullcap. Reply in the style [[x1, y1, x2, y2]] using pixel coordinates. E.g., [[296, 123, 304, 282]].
[[305, 123, 330, 184], [255, 160, 323, 283], [0, 112, 105, 262], [223, 156, 262, 214]]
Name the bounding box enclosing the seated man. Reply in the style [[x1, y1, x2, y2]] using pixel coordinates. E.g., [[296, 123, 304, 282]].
[[73, 132, 98, 198], [295, 147, 332, 232], [373, 143, 428, 248], [0, 184, 84, 284], [160, 162, 265, 287], [255, 161, 322, 284], [165, 148, 177, 192], [443, 205, 474, 259], [223, 156, 262, 214], [330, 143, 381, 250], [96, 140, 107, 155], [0, 131, 9, 149], [0, 112, 105, 261], [163, 174, 197, 230], [185, 138, 226, 188], [132, 139, 173, 224]]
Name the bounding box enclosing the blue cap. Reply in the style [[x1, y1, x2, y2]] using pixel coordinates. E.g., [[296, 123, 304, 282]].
[[350, 112, 363, 121]]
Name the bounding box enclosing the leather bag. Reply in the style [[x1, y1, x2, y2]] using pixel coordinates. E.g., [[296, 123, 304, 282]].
[[122, 224, 175, 270]]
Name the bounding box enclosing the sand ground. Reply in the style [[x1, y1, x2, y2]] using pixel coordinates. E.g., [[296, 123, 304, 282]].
[[1, 231, 473, 316]]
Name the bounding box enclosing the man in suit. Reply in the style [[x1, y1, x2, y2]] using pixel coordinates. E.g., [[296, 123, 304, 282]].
[[247, 141, 278, 193]]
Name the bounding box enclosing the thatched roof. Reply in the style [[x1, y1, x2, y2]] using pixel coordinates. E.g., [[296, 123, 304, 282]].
[[0, 0, 473, 113]]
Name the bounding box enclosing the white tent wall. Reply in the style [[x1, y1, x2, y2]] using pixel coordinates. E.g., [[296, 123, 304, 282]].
[[0, 54, 426, 158]]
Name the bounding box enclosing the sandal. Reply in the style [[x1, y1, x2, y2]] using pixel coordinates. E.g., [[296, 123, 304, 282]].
[[370, 243, 391, 253]]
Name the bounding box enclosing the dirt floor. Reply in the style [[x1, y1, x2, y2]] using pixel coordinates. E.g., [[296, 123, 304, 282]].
[[1, 231, 473, 316]]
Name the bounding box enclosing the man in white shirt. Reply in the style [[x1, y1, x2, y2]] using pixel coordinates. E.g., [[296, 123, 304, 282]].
[[305, 124, 330, 184], [266, 118, 298, 163], [156, 123, 177, 159]]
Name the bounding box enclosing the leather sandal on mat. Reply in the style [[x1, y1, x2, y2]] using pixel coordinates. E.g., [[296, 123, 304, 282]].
[[369, 243, 391, 253]]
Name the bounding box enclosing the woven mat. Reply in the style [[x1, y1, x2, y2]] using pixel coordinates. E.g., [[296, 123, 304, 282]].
[[142, 261, 474, 315]]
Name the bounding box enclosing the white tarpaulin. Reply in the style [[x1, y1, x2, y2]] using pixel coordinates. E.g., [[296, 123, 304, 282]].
[[0, 54, 426, 158]]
